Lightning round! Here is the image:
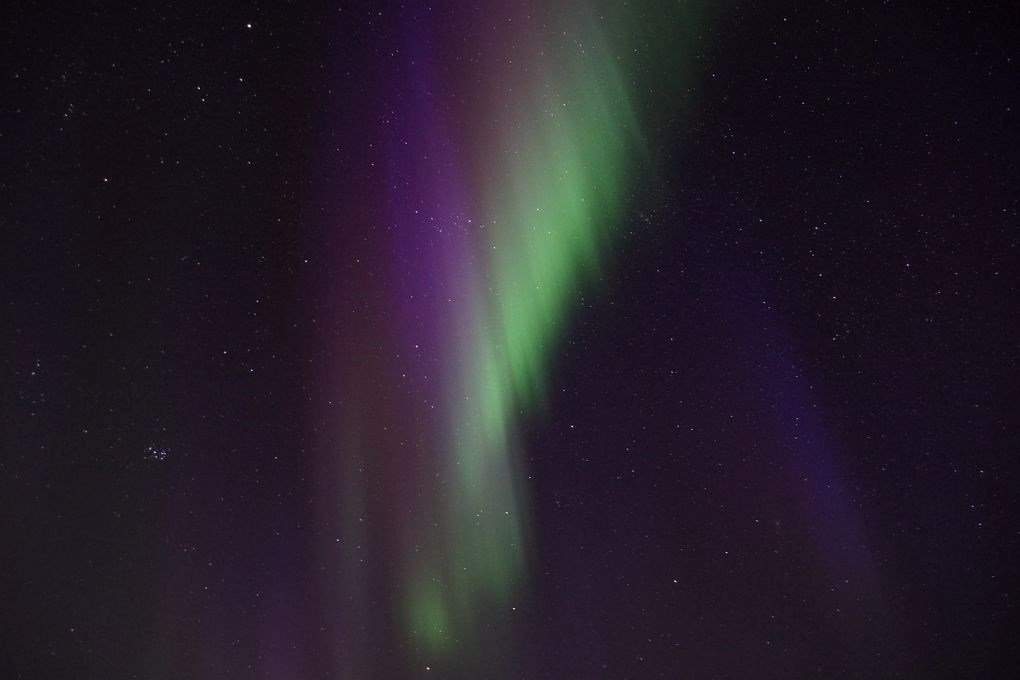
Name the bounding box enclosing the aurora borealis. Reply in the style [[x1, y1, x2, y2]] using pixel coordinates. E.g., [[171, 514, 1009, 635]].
[[4, 1, 1018, 678], [338, 2, 716, 671], [391, 4, 646, 660]]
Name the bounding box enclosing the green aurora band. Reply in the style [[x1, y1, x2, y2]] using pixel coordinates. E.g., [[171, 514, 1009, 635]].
[[395, 0, 714, 668]]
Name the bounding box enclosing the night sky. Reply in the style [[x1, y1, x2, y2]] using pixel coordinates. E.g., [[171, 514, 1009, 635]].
[[2, 1, 1018, 678]]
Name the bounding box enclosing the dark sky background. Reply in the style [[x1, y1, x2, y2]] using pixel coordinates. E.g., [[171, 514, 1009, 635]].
[[2, 1, 1017, 678]]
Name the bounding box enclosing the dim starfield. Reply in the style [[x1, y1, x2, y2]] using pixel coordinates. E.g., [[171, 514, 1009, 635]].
[[2, 1, 1016, 678]]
